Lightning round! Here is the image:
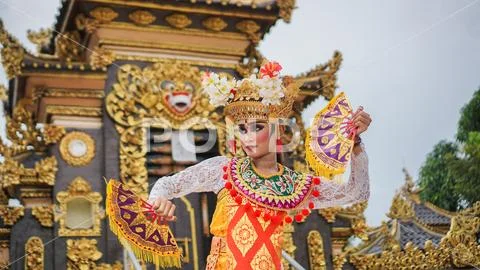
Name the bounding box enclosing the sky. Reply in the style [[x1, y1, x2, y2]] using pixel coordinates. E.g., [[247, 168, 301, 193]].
[[0, 0, 479, 225]]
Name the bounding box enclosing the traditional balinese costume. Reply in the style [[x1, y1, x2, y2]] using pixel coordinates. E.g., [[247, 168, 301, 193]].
[[148, 62, 370, 270]]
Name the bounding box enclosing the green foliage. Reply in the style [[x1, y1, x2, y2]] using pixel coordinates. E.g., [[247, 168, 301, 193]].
[[418, 141, 460, 211], [448, 132, 480, 206], [457, 88, 480, 142], [419, 88, 480, 210]]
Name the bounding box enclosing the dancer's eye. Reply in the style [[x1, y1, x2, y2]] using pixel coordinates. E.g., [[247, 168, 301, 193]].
[[238, 124, 247, 134], [254, 124, 265, 132]]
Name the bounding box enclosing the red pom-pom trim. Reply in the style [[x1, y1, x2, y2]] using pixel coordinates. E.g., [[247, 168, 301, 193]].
[[308, 202, 315, 209], [244, 202, 251, 211], [312, 190, 320, 197], [295, 214, 303, 223], [223, 166, 228, 172], [223, 174, 228, 180], [230, 189, 238, 197], [254, 210, 262, 217], [234, 196, 242, 205], [225, 182, 232, 189], [263, 213, 271, 221], [313, 177, 321, 185], [302, 209, 310, 216], [272, 215, 282, 225], [285, 216, 293, 224]]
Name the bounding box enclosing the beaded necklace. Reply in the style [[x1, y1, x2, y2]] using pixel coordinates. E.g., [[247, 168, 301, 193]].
[[222, 157, 322, 224]]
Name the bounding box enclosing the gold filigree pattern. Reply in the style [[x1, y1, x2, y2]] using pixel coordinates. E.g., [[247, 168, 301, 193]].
[[129, 10, 156, 26], [202, 17, 228, 32], [89, 46, 115, 70], [0, 20, 24, 79], [56, 177, 104, 236], [27, 28, 52, 53], [89, 7, 119, 23], [66, 238, 102, 270], [318, 206, 341, 223], [165, 13, 192, 29], [106, 60, 224, 195], [277, 0, 296, 23], [55, 31, 82, 61], [307, 230, 326, 269], [387, 193, 414, 220], [0, 84, 7, 101], [32, 205, 54, 227], [350, 201, 480, 270], [59, 131, 96, 167], [281, 223, 296, 270], [235, 20, 260, 35], [25, 236, 43, 270], [0, 206, 24, 226]]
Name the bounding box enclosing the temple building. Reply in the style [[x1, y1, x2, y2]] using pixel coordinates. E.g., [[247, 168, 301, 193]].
[[0, 0, 479, 269]]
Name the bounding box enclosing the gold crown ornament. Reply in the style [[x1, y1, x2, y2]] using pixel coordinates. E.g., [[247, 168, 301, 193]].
[[201, 61, 300, 122]]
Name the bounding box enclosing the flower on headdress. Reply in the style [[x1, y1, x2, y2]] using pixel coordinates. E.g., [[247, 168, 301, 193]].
[[255, 76, 284, 105], [201, 72, 237, 107], [259, 61, 282, 78]]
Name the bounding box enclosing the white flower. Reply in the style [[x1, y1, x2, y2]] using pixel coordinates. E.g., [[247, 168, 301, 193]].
[[255, 76, 284, 105], [201, 72, 236, 107]]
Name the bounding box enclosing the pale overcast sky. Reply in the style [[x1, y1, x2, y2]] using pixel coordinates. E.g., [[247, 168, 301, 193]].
[[1, 0, 479, 225]]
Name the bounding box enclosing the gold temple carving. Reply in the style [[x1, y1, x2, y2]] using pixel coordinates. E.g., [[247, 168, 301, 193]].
[[25, 236, 44, 270], [55, 177, 104, 237]]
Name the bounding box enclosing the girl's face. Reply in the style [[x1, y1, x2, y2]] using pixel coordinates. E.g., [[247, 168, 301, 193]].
[[237, 119, 275, 159]]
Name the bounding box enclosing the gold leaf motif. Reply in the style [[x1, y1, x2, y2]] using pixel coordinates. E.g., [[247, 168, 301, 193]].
[[235, 20, 260, 34], [202, 17, 228, 32], [0, 206, 24, 226], [27, 28, 52, 53], [59, 131, 96, 167], [0, 21, 24, 79], [66, 238, 102, 270], [55, 31, 82, 61], [165, 13, 192, 29], [387, 193, 414, 220], [129, 10, 156, 26], [89, 7, 118, 23], [277, 0, 296, 23], [89, 46, 115, 70], [307, 230, 326, 269], [25, 236, 43, 270], [32, 205, 54, 227], [0, 84, 7, 101]]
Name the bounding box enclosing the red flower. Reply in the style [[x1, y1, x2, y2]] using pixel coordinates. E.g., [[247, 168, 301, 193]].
[[259, 61, 282, 78]]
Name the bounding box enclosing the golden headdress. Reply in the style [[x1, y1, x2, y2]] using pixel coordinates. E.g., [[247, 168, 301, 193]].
[[202, 61, 300, 122]]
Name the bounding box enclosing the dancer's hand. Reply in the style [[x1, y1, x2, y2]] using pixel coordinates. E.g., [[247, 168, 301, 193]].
[[352, 106, 372, 135], [152, 197, 176, 222]]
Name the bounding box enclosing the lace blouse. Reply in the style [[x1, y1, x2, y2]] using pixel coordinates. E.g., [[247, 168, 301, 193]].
[[149, 145, 369, 209]]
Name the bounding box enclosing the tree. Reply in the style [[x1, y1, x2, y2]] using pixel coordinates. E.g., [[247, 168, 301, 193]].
[[449, 132, 480, 206], [418, 141, 460, 211], [457, 88, 480, 142], [418, 88, 480, 210]]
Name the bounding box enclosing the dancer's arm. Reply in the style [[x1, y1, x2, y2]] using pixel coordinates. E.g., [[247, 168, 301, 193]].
[[312, 143, 370, 209], [148, 156, 229, 201]]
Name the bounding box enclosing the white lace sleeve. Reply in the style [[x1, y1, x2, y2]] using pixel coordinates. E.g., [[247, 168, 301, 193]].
[[312, 144, 370, 209], [148, 156, 229, 201]]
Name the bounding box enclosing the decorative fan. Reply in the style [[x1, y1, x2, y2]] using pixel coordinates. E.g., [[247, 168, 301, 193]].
[[106, 179, 182, 268], [305, 92, 357, 177]]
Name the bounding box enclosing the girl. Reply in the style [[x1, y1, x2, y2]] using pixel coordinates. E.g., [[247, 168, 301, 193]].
[[148, 62, 371, 270]]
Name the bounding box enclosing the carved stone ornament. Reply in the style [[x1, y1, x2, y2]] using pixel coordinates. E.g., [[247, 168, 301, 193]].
[[165, 13, 192, 29], [55, 31, 82, 61], [387, 193, 414, 220], [66, 238, 101, 270], [56, 177, 104, 236], [202, 17, 228, 32], [32, 205, 54, 227], [307, 230, 326, 270], [106, 60, 225, 195], [27, 28, 52, 53], [235, 20, 260, 35], [89, 7, 119, 23], [0, 20, 24, 79], [59, 131, 96, 167], [0, 206, 24, 226], [25, 236, 44, 270], [277, 0, 296, 23], [350, 201, 480, 269], [89, 46, 115, 70], [129, 10, 156, 26]]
